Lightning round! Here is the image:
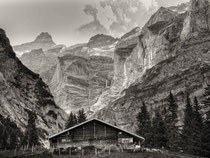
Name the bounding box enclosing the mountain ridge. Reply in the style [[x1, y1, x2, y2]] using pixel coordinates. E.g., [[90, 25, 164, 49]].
[[91, 0, 210, 132], [0, 28, 67, 146]]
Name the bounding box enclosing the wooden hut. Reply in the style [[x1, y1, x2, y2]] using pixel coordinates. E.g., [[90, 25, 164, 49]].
[[49, 118, 144, 150]]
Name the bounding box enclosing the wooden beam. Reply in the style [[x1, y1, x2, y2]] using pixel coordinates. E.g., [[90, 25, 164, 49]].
[[94, 122, 96, 139], [83, 126, 85, 140], [104, 125, 106, 138]]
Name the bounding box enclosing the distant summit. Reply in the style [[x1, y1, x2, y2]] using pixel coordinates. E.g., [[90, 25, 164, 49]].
[[13, 32, 55, 55], [87, 34, 117, 48], [34, 32, 54, 43]]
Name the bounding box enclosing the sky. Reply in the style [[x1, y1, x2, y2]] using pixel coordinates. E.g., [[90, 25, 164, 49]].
[[0, 0, 189, 46]]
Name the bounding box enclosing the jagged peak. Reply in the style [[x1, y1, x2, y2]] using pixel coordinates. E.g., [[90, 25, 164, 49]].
[[34, 32, 55, 44], [144, 6, 177, 29], [87, 34, 117, 48], [88, 34, 116, 42]]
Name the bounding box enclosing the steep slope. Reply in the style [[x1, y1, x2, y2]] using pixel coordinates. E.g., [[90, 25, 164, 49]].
[[92, 0, 210, 132], [50, 48, 114, 114], [20, 45, 65, 83], [0, 29, 67, 145], [19, 34, 115, 114], [13, 32, 56, 56]]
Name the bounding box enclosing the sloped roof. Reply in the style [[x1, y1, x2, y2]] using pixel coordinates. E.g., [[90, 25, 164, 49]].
[[49, 118, 144, 141]]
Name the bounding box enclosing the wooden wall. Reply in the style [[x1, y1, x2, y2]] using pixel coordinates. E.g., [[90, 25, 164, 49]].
[[50, 120, 140, 148]]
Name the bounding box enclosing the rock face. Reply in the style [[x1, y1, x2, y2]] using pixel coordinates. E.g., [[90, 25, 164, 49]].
[[20, 45, 65, 84], [18, 34, 115, 114], [13, 32, 56, 56], [0, 29, 67, 145], [91, 0, 210, 132], [50, 55, 113, 114], [50, 42, 114, 114]]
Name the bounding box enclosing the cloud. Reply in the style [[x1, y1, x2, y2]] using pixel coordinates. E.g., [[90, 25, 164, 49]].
[[83, 4, 98, 21]]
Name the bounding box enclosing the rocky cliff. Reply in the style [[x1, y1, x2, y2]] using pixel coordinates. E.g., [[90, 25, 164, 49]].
[[0, 29, 67, 146], [19, 34, 115, 114], [50, 35, 115, 113], [20, 45, 65, 84], [13, 32, 56, 56], [91, 0, 210, 132]]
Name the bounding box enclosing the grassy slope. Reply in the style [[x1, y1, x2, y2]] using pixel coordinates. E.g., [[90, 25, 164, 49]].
[[0, 150, 203, 158]]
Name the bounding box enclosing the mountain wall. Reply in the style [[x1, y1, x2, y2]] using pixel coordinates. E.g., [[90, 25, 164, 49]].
[[0, 29, 67, 146], [50, 43, 114, 114], [19, 34, 115, 114], [91, 0, 210, 132]]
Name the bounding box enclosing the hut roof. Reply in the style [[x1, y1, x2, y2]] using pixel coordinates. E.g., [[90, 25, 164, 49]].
[[49, 118, 144, 141]]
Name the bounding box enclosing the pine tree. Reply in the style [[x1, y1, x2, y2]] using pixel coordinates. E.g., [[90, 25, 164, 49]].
[[25, 112, 39, 147], [9, 131, 17, 149], [1, 127, 8, 149], [165, 92, 180, 151], [191, 97, 203, 156], [152, 110, 168, 148], [136, 102, 152, 147], [77, 109, 87, 124], [202, 84, 210, 157], [66, 112, 77, 129], [181, 94, 194, 154], [73, 114, 78, 125]]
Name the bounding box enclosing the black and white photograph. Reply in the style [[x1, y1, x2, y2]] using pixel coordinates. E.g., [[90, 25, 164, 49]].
[[0, 0, 210, 157]]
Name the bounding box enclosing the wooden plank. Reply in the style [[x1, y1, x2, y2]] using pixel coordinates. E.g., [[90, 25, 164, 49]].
[[105, 125, 106, 138], [94, 122, 96, 139], [83, 126, 84, 140]]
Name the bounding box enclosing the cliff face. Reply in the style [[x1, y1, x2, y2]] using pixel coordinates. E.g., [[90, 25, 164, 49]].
[[50, 49, 114, 114], [0, 29, 67, 145], [92, 0, 210, 132], [18, 34, 115, 114], [20, 45, 65, 84]]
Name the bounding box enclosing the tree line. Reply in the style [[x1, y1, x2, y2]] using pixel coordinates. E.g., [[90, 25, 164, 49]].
[[65, 108, 87, 129], [136, 84, 210, 157], [0, 110, 39, 150]]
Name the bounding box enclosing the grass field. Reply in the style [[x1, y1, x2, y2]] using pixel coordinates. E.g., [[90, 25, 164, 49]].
[[0, 150, 204, 158]]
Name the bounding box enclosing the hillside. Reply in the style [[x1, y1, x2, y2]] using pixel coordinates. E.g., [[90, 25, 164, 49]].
[[0, 28, 67, 145], [91, 0, 210, 132]]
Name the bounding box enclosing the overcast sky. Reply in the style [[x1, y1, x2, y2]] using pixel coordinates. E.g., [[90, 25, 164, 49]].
[[0, 0, 189, 46]]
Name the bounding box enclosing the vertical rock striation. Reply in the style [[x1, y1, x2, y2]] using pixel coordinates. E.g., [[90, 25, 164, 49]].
[[91, 0, 210, 132]]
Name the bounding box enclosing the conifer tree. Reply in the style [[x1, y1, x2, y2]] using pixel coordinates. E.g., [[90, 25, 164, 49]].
[[165, 92, 180, 151], [25, 112, 39, 147], [181, 94, 194, 154], [191, 97, 203, 156], [77, 109, 87, 124], [1, 127, 8, 149], [136, 102, 152, 147], [73, 113, 78, 125], [202, 84, 210, 157], [66, 112, 77, 129], [152, 110, 168, 148], [9, 131, 17, 149]]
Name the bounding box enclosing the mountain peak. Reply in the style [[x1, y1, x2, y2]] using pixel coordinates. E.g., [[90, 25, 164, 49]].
[[144, 6, 177, 30], [87, 34, 117, 48], [34, 32, 55, 43], [13, 32, 56, 53]]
